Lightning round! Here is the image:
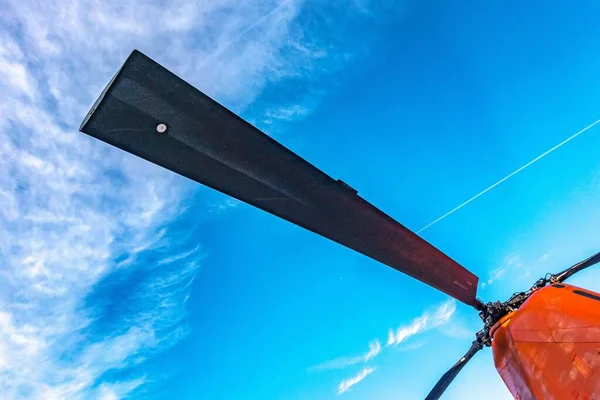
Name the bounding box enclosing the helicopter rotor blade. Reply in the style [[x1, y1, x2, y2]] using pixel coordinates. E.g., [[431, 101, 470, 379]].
[[424, 339, 483, 400], [552, 251, 600, 283], [79, 50, 481, 308]]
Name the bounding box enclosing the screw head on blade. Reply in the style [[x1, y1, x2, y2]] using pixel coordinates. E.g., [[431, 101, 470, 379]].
[[156, 123, 167, 133]]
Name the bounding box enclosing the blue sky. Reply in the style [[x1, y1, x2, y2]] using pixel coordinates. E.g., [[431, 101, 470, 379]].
[[1, 0, 600, 399]]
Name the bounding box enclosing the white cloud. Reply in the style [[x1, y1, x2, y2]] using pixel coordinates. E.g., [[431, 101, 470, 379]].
[[157, 245, 204, 266], [364, 339, 381, 361], [308, 339, 381, 371], [255, 99, 323, 135], [338, 367, 375, 394], [263, 103, 312, 123], [95, 378, 146, 400], [208, 197, 243, 214], [0, 0, 348, 398], [485, 254, 523, 286], [395, 340, 427, 352], [310, 300, 457, 394], [0, 36, 37, 100], [387, 300, 456, 346]]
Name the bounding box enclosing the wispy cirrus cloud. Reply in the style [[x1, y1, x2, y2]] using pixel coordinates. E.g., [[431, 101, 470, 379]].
[[395, 340, 427, 352], [262, 103, 312, 124], [309, 300, 456, 395], [308, 339, 381, 371], [387, 299, 456, 346], [480, 254, 523, 288], [338, 367, 376, 394], [0, 0, 361, 398]]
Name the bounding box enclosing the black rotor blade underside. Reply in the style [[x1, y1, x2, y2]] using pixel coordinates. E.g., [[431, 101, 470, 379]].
[[553, 251, 600, 283], [424, 340, 482, 400], [80, 50, 480, 307]]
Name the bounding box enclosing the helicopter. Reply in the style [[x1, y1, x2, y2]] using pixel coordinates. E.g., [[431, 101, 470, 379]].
[[79, 50, 600, 399]]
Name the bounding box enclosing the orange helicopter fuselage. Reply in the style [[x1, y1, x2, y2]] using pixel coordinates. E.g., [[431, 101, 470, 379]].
[[491, 283, 600, 399]]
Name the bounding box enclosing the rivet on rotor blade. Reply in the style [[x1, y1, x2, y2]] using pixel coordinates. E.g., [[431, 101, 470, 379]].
[[156, 123, 168, 133]]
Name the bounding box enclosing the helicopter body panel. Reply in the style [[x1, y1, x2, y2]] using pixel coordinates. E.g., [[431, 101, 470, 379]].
[[491, 283, 600, 399]]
